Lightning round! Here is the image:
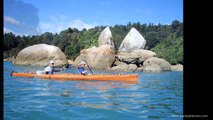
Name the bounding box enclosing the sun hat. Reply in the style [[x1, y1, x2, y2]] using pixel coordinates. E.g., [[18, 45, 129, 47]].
[[79, 61, 86, 65], [49, 60, 54, 64]]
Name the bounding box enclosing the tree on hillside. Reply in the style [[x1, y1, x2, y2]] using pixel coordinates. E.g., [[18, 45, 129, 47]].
[[56, 28, 80, 52], [4, 32, 16, 51], [40, 32, 53, 44], [151, 34, 183, 64], [78, 27, 103, 49], [65, 44, 81, 60]]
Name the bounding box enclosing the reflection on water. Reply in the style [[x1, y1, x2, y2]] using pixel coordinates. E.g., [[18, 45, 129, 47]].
[[74, 81, 134, 91], [4, 62, 183, 120]]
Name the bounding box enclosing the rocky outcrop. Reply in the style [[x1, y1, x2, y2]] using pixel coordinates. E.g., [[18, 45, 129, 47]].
[[115, 49, 156, 64], [171, 64, 183, 71], [111, 27, 174, 72], [116, 52, 140, 64], [4, 57, 15, 62], [86, 45, 115, 69], [98, 27, 115, 50], [74, 27, 116, 70], [143, 57, 171, 71], [73, 45, 115, 70], [134, 66, 143, 72], [110, 63, 137, 71], [73, 54, 87, 66], [13, 44, 68, 67], [118, 27, 146, 52], [143, 65, 162, 73], [72, 27, 181, 73], [128, 64, 137, 71], [130, 50, 156, 63], [110, 62, 128, 71], [113, 58, 128, 66]]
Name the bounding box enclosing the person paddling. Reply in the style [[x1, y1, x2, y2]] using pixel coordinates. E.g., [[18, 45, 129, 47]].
[[44, 60, 63, 74], [78, 61, 88, 75]]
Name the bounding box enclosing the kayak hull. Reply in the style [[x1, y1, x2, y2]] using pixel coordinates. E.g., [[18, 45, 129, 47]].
[[11, 72, 138, 83]]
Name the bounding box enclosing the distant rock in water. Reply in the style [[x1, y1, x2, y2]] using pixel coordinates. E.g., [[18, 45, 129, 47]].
[[98, 26, 115, 50], [13, 44, 68, 67], [119, 27, 146, 52], [4, 57, 15, 62], [143, 65, 162, 73], [171, 64, 183, 71], [143, 57, 171, 71]]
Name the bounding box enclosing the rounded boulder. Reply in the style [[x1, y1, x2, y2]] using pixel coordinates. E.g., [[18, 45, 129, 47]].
[[13, 44, 68, 67]]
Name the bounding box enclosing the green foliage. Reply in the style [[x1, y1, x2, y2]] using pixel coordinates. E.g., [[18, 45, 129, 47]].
[[111, 25, 129, 50], [4, 32, 16, 51], [4, 20, 183, 64], [151, 34, 183, 64], [65, 44, 80, 60], [78, 27, 103, 49]]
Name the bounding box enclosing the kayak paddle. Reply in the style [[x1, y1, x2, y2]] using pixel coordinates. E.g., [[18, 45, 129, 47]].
[[83, 60, 94, 74]]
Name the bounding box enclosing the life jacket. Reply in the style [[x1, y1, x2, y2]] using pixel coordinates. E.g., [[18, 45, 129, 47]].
[[78, 67, 86, 75]]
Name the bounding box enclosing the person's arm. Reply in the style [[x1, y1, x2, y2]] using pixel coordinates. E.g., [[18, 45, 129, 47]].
[[53, 67, 65, 72], [82, 70, 87, 75], [78, 67, 87, 75], [53, 69, 60, 72]]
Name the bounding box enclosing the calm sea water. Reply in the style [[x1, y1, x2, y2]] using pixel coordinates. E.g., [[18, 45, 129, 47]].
[[4, 62, 183, 120]]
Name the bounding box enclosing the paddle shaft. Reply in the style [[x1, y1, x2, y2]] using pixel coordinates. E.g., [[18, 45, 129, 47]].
[[83, 60, 93, 74], [86, 64, 93, 74]]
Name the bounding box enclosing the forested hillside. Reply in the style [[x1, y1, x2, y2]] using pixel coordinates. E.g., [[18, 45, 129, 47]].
[[4, 20, 183, 64]]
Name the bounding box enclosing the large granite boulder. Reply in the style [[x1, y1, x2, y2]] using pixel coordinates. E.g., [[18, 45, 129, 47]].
[[73, 45, 115, 70], [130, 49, 156, 63], [115, 49, 156, 65], [116, 51, 140, 64], [13, 44, 68, 67], [143, 57, 171, 71], [119, 27, 146, 52], [98, 26, 115, 50], [73, 52, 87, 66]]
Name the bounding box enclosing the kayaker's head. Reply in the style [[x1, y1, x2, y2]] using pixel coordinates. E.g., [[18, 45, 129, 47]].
[[79, 61, 86, 67], [49, 60, 55, 66]]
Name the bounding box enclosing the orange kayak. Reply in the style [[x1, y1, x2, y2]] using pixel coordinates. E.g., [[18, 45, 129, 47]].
[[11, 72, 138, 83]]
